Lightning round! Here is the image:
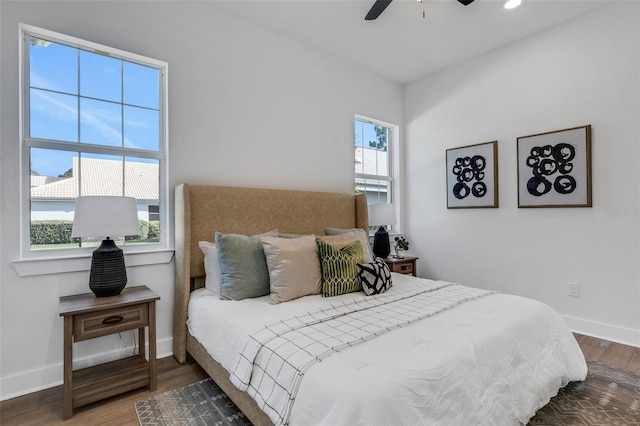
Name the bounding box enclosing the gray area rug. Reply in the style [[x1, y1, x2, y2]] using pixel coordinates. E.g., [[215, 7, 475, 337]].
[[135, 378, 251, 426], [135, 361, 639, 426]]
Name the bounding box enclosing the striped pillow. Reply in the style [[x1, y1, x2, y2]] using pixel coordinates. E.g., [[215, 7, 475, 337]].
[[316, 239, 364, 297]]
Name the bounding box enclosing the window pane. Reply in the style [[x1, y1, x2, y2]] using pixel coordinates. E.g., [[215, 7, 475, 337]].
[[80, 50, 121, 102], [124, 62, 159, 109], [355, 120, 388, 152], [30, 89, 78, 141], [124, 157, 159, 200], [355, 146, 388, 176], [80, 98, 122, 146], [125, 157, 160, 244], [124, 106, 159, 151], [30, 148, 79, 250], [79, 154, 123, 196], [29, 37, 77, 95], [30, 148, 76, 180], [356, 178, 391, 204]]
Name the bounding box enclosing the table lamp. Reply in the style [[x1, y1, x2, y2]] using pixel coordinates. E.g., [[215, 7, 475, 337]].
[[71, 196, 140, 297], [368, 203, 396, 258]]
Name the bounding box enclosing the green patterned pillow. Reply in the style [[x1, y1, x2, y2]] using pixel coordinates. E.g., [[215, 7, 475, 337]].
[[316, 239, 364, 297]]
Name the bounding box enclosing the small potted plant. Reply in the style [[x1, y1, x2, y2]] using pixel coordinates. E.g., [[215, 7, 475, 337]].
[[394, 236, 409, 258]]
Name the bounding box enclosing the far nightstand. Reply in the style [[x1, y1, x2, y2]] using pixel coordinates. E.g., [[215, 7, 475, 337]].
[[59, 285, 160, 419], [383, 256, 419, 277]]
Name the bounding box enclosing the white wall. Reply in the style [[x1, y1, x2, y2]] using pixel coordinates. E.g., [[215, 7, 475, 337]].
[[0, 1, 403, 399], [404, 2, 640, 346]]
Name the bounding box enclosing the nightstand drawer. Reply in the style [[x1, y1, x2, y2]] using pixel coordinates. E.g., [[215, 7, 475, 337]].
[[73, 303, 148, 341], [382, 256, 418, 277], [393, 261, 413, 275]]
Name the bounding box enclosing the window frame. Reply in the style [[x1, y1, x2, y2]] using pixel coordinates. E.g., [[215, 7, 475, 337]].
[[354, 114, 401, 234], [18, 24, 170, 265]]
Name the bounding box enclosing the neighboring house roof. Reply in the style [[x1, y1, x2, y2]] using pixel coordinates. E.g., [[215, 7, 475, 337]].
[[30, 157, 159, 201], [30, 175, 65, 187], [355, 146, 389, 176]]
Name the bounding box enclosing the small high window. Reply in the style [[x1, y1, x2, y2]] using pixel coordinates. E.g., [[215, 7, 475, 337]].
[[354, 117, 394, 204]]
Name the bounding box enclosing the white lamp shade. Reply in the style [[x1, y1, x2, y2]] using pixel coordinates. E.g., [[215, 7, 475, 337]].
[[72, 196, 140, 238], [368, 203, 397, 227]]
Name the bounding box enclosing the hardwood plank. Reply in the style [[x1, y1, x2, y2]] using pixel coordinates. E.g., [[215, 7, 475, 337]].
[[573, 333, 588, 345], [623, 346, 640, 374], [578, 335, 610, 362], [0, 356, 207, 426], [598, 341, 636, 370]]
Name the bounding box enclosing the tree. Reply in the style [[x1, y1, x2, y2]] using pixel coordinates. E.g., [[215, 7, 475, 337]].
[[58, 168, 73, 178], [368, 126, 387, 151]]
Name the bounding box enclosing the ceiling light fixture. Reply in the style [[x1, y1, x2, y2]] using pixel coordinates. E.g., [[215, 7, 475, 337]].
[[504, 0, 522, 10]]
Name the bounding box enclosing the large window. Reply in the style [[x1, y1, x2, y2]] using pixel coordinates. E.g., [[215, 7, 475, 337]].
[[21, 25, 168, 255], [354, 116, 394, 204]]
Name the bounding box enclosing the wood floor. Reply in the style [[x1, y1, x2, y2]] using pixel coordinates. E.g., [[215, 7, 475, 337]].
[[1, 334, 638, 426]]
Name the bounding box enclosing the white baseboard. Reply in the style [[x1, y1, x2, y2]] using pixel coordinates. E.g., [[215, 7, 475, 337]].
[[0, 337, 174, 401], [563, 315, 640, 348]]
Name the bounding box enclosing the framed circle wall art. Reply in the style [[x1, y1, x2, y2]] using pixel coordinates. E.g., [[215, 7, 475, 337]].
[[517, 125, 592, 208], [446, 141, 499, 209]]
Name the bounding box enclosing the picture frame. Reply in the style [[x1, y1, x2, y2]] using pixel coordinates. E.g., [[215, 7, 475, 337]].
[[446, 141, 499, 209], [517, 125, 592, 208]]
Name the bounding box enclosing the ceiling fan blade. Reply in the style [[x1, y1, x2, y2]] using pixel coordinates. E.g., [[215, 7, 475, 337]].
[[457, 0, 475, 5], [365, 0, 393, 20]]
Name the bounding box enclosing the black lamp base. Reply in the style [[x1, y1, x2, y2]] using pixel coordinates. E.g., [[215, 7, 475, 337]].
[[372, 226, 391, 258], [89, 238, 128, 297]]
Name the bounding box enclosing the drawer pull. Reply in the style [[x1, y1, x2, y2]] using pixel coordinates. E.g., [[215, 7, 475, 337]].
[[102, 315, 124, 325]]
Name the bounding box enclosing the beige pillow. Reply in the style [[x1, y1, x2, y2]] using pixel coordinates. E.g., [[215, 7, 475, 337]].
[[260, 235, 322, 304], [318, 229, 373, 263]]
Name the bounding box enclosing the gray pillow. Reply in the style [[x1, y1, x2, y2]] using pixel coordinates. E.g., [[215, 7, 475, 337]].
[[324, 227, 360, 235], [215, 230, 278, 300]]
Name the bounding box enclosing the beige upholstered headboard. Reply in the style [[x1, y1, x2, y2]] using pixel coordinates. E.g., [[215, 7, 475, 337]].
[[173, 183, 368, 362]]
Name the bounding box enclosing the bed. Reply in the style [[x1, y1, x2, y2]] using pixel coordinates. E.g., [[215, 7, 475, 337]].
[[173, 183, 587, 426]]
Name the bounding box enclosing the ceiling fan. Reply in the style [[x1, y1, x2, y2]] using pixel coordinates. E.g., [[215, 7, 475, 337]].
[[365, 0, 475, 20]]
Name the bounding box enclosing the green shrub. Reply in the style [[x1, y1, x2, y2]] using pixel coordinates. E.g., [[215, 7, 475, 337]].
[[31, 220, 158, 246], [30, 221, 76, 245], [147, 221, 160, 240]]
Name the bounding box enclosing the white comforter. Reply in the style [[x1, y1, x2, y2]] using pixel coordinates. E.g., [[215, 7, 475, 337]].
[[188, 274, 587, 426]]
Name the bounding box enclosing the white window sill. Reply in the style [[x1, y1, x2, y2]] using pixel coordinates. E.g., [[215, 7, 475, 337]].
[[12, 249, 174, 277]]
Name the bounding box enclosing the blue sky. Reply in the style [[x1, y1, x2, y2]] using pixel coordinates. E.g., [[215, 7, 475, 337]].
[[29, 37, 160, 176], [354, 119, 388, 151], [354, 119, 378, 149]]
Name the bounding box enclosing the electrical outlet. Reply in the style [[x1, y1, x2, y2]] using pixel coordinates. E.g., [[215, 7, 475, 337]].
[[568, 282, 579, 297]]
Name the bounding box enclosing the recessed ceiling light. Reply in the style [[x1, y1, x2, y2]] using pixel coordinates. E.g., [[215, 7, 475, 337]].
[[504, 0, 522, 10]]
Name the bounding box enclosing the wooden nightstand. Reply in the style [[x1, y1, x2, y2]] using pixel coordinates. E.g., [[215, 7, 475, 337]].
[[383, 256, 419, 277], [59, 285, 160, 419]]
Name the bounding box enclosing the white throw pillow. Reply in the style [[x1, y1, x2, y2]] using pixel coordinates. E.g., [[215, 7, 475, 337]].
[[198, 241, 221, 294]]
